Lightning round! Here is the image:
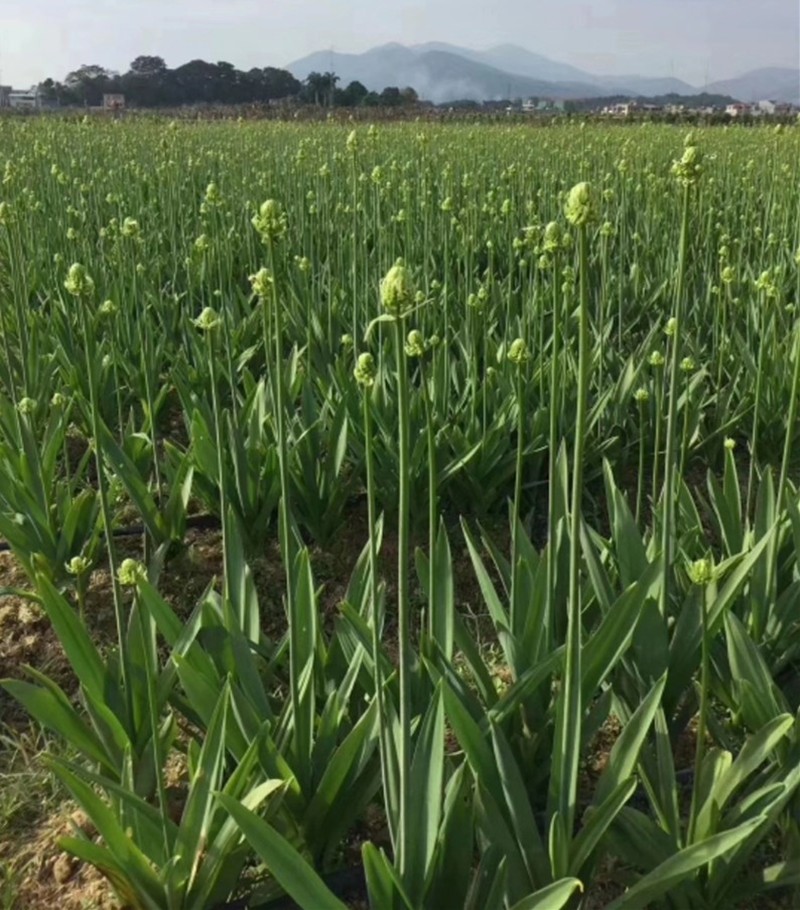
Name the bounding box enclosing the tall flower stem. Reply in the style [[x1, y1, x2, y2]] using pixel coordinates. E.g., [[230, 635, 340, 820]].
[[393, 316, 412, 879], [659, 181, 691, 619]]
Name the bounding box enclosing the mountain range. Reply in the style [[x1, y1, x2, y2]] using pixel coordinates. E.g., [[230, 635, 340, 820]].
[[286, 42, 800, 105]]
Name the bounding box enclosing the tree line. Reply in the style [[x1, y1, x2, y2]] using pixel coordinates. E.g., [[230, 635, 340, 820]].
[[38, 57, 420, 109]]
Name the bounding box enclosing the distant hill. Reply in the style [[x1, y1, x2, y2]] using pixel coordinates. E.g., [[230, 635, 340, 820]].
[[705, 68, 800, 105], [286, 44, 600, 103], [286, 43, 800, 105]]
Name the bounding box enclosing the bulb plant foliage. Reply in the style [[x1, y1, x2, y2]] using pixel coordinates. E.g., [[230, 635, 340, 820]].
[[1, 118, 800, 910]]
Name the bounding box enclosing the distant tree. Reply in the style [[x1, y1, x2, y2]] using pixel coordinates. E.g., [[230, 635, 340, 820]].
[[40, 56, 302, 109], [261, 67, 301, 100], [338, 80, 369, 107], [303, 71, 339, 106], [129, 55, 168, 77], [172, 59, 221, 104], [400, 86, 419, 105], [380, 86, 403, 107], [64, 64, 118, 106]]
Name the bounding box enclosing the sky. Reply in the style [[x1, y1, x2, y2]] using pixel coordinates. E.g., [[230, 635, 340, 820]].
[[1, 0, 798, 89]]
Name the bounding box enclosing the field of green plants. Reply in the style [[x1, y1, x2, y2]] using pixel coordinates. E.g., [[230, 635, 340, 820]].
[[1, 116, 800, 909]]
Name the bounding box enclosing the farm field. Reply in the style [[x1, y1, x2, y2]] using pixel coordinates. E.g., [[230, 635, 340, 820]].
[[0, 117, 799, 909]]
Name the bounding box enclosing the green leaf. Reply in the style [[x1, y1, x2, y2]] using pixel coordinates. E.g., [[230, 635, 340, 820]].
[[362, 842, 415, 910], [569, 777, 637, 877], [605, 818, 763, 910], [218, 794, 350, 910], [509, 877, 584, 910]]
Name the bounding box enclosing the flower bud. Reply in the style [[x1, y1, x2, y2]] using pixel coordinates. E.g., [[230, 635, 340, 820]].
[[252, 199, 287, 242], [671, 144, 702, 186], [405, 329, 426, 358], [564, 181, 596, 227], [687, 558, 713, 586], [540, 221, 561, 254], [66, 555, 91, 576], [633, 387, 650, 404], [380, 259, 414, 317], [194, 307, 220, 331], [354, 352, 377, 387], [249, 267, 273, 299], [507, 338, 530, 365], [118, 558, 146, 587], [64, 263, 95, 298]]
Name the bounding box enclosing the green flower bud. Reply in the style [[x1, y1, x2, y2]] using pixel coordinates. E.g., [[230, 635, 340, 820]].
[[649, 350, 665, 368], [564, 181, 596, 226], [17, 397, 36, 416], [380, 259, 414, 317], [671, 144, 702, 186], [405, 329, 426, 358], [634, 387, 650, 404], [542, 220, 562, 253], [346, 130, 358, 154], [680, 356, 695, 373], [724, 437, 736, 450], [721, 266, 735, 284], [354, 352, 377, 387], [687, 558, 713, 586], [249, 267, 273, 299], [121, 217, 140, 238], [252, 199, 287, 243], [66, 555, 91, 576], [118, 558, 146, 587], [340, 333, 354, 348], [99, 299, 118, 317], [507, 338, 530, 365], [194, 307, 221, 331], [665, 317, 677, 337], [64, 263, 95, 298]]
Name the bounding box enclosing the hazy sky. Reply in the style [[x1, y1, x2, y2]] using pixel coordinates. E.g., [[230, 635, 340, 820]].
[[1, 0, 798, 88]]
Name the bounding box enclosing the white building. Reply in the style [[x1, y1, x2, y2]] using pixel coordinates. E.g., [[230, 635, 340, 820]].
[[7, 87, 41, 109], [725, 102, 750, 117]]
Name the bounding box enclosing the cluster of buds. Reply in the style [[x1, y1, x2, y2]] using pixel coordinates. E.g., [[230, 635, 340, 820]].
[[120, 217, 141, 239], [17, 397, 36, 416], [687, 557, 714, 587], [671, 139, 702, 186], [249, 267, 273, 300], [564, 182, 596, 227], [194, 307, 221, 332], [64, 263, 95, 299], [404, 329, 439, 358], [380, 259, 415, 318], [252, 199, 288, 244], [542, 221, 563, 254], [755, 269, 778, 298], [507, 338, 530, 366], [354, 352, 377, 387], [66, 555, 91, 577], [118, 558, 147, 587]]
